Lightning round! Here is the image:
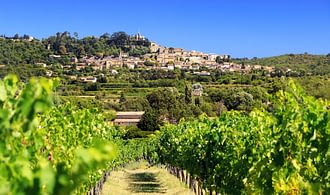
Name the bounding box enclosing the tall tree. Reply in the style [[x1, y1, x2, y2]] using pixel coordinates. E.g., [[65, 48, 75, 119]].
[[137, 109, 161, 131], [59, 45, 67, 55], [109, 31, 130, 48], [184, 84, 192, 104], [14, 33, 19, 39]]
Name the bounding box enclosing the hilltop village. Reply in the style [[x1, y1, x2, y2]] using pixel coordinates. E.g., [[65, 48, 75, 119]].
[[58, 33, 274, 81], [0, 32, 274, 80]]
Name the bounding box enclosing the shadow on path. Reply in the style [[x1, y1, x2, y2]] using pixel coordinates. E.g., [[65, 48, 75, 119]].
[[128, 172, 166, 193]]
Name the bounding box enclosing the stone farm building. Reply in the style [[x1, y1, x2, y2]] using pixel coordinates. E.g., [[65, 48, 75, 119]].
[[114, 111, 145, 126]]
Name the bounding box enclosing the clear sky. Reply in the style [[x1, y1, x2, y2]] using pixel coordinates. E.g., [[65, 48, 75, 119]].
[[0, 0, 329, 58]]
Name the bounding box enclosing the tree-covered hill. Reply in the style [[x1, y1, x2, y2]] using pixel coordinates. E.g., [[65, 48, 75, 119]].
[[0, 38, 51, 65], [234, 53, 330, 75], [0, 31, 151, 65], [43, 31, 150, 57]]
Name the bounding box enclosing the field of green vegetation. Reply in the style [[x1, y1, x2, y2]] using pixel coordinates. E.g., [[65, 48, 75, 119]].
[[1, 74, 330, 194]]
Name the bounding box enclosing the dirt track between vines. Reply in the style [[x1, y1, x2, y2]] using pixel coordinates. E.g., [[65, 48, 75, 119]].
[[101, 162, 194, 195]]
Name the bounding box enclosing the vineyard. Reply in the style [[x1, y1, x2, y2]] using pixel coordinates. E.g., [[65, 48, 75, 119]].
[[152, 80, 330, 194], [1, 75, 330, 194], [0, 75, 148, 194]]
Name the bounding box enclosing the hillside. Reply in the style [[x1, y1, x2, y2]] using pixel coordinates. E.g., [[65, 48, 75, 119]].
[[1, 33, 330, 75], [233, 53, 330, 75], [0, 31, 150, 65]]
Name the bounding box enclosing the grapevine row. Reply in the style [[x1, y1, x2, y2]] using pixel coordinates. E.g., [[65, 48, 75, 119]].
[[151, 80, 330, 194], [0, 75, 148, 195]]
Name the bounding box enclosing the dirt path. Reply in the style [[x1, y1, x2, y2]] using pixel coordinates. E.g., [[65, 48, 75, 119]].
[[101, 161, 194, 195]]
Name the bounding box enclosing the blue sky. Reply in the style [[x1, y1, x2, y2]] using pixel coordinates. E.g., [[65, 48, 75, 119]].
[[0, 0, 329, 58]]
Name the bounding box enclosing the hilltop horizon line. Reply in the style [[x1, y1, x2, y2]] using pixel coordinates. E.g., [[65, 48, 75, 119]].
[[1, 31, 328, 59]]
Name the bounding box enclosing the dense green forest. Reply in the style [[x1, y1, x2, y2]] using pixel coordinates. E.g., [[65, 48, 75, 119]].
[[0, 38, 51, 65]]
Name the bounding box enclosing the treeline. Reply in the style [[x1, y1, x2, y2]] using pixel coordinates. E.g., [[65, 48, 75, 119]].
[[0, 31, 151, 65], [43, 31, 150, 57]]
